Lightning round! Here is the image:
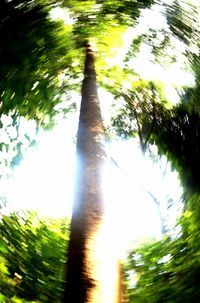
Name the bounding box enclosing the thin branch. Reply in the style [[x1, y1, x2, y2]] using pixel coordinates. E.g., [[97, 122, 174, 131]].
[[110, 156, 168, 234], [110, 156, 159, 207]]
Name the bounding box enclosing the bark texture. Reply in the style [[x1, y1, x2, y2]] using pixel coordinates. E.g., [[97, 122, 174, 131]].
[[64, 45, 108, 302]]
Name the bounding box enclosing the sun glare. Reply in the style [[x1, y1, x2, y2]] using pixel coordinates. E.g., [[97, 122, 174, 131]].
[[50, 7, 74, 25], [1, 116, 182, 255]]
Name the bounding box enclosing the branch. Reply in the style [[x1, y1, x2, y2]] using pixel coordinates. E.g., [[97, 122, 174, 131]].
[[110, 156, 159, 207], [110, 156, 168, 234]]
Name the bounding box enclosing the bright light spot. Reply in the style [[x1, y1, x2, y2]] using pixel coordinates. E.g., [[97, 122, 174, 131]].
[[165, 85, 180, 105], [129, 52, 194, 87], [158, 254, 171, 264], [50, 7, 74, 25], [138, 4, 169, 32], [31, 81, 39, 90]]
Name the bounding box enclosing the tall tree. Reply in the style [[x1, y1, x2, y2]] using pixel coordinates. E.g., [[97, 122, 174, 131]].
[[64, 43, 120, 302]]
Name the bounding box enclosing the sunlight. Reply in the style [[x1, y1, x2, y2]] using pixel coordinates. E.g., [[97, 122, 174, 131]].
[[1, 114, 77, 218], [50, 7, 74, 25], [1, 123, 182, 261]]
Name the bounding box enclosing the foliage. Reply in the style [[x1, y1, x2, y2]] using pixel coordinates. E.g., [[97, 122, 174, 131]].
[[150, 103, 200, 195], [0, 210, 69, 302], [60, 0, 157, 53], [0, 0, 77, 122], [111, 83, 200, 195], [124, 194, 200, 303], [0, 0, 80, 171], [150, 50, 200, 195], [111, 81, 168, 150]]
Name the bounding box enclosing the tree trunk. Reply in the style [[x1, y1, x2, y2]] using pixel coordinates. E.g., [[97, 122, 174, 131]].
[[63, 44, 120, 303]]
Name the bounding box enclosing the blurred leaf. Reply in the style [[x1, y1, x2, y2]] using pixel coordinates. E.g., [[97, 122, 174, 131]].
[[0, 211, 69, 302]]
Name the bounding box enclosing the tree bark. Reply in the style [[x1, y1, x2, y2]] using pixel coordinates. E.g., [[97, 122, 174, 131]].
[[63, 44, 110, 302]]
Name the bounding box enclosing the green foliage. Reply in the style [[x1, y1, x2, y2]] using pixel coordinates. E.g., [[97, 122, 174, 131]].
[[136, 29, 177, 66], [111, 80, 168, 151], [150, 103, 200, 195], [112, 84, 200, 195], [0, 0, 77, 123], [62, 0, 156, 49], [125, 196, 200, 302], [98, 0, 155, 25], [125, 35, 144, 60], [0, 210, 69, 302], [0, 0, 80, 172]]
